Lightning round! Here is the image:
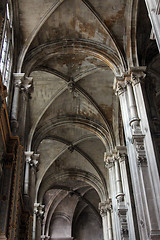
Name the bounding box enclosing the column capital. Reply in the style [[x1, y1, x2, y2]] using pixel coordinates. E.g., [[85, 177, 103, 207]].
[[130, 66, 146, 85], [99, 199, 112, 217], [21, 77, 33, 93], [41, 235, 50, 240], [13, 73, 25, 87], [32, 153, 40, 170], [104, 152, 114, 168], [132, 133, 147, 167], [118, 203, 129, 238], [114, 146, 127, 163], [24, 151, 34, 164], [34, 203, 45, 219], [113, 75, 126, 96]]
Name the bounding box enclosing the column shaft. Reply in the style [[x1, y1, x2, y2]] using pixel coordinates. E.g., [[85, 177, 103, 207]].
[[126, 80, 139, 129], [107, 209, 113, 240], [24, 151, 33, 195], [114, 159, 123, 200], [11, 73, 25, 134]]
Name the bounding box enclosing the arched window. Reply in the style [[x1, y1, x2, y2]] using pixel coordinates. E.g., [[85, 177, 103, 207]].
[[0, 0, 13, 94]]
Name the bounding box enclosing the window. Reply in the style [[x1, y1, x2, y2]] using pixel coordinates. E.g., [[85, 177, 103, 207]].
[[0, 0, 13, 93]]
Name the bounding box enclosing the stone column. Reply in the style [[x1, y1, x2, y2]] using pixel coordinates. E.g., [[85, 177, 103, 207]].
[[113, 154, 124, 202], [115, 73, 160, 239], [18, 77, 33, 145], [125, 76, 140, 131], [11, 73, 25, 135], [33, 203, 45, 240], [116, 146, 137, 239], [105, 151, 124, 202], [99, 200, 113, 240], [131, 68, 160, 239], [30, 154, 40, 206], [24, 151, 33, 195]]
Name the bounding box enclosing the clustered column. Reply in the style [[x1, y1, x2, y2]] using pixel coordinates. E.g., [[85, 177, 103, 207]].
[[105, 149, 129, 239], [115, 71, 160, 239], [99, 199, 113, 240]]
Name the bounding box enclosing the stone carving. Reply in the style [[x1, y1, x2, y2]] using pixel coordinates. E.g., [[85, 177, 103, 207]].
[[130, 67, 146, 85], [41, 235, 50, 240], [104, 152, 114, 169], [99, 199, 112, 217], [34, 203, 45, 219], [118, 204, 129, 239], [20, 77, 33, 97], [114, 76, 126, 96], [67, 78, 75, 93], [25, 151, 34, 165], [132, 133, 147, 167], [25, 152, 40, 169]]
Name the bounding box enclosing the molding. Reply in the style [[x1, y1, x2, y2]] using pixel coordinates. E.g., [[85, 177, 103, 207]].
[[31, 116, 112, 151], [23, 39, 122, 76]]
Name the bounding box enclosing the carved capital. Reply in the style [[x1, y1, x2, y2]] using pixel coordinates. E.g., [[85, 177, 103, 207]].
[[132, 133, 147, 167], [21, 77, 33, 94], [114, 76, 126, 96], [99, 199, 112, 217], [118, 203, 129, 238], [13, 73, 25, 88], [32, 153, 40, 170], [130, 67, 146, 85], [34, 203, 45, 219], [24, 151, 34, 165], [104, 152, 114, 168], [115, 146, 127, 163], [41, 235, 50, 240]]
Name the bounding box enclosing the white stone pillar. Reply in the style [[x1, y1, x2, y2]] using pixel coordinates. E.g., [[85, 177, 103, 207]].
[[115, 77, 148, 239], [107, 206, 113, 240], [18, 77, 33, 144], [114, 155, 124, 202], [116, 146, 137, 239], [99, 200, 113, 240], [11, 73, 25, 134], [30, 154, 40, 206], [115, 73, 160, 239], [24, 151, 33, 195], [131, 68, 160, 239], [125, 76, 140, 131]]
